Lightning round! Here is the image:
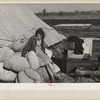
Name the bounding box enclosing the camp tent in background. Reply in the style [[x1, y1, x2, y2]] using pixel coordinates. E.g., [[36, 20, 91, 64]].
[[54, 24, 92, 27], [0, 4, 66, 47]]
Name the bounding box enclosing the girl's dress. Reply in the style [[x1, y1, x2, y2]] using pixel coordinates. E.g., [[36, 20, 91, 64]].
[[35, 40, 52, 67]]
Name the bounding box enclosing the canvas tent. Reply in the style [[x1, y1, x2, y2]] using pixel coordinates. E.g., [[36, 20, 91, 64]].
[[0, 4, 66, 47]]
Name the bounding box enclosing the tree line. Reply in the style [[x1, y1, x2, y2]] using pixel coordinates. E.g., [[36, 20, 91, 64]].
[[35, 9, 100, 17]]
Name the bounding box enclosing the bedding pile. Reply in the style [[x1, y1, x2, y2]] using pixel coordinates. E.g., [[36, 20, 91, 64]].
[[0, 37, 53, 83]]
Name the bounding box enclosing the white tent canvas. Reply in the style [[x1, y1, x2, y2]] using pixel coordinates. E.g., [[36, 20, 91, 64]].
[[0, 4, 66, 47]]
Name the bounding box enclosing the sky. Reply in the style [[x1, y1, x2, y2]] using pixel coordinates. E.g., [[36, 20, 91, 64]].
[[26, 3, 100, 13]]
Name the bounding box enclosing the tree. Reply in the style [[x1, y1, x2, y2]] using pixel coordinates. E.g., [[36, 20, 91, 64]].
[[75, 9, 79, 14], [59, 11, 63, 16], [42, 9, 47, 16]]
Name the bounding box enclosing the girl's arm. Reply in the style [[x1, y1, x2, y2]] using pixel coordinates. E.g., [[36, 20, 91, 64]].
[[21, 36, 33, 57]]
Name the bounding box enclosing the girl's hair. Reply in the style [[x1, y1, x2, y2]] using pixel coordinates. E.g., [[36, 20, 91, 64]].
[[35, 28, 45, 40], [35, 28, 46, 51]]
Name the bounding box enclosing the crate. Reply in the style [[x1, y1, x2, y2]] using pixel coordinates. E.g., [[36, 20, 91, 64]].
[[92, 40, 100, 55]]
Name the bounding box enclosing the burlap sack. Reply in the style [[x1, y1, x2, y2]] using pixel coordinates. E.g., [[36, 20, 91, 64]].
[[0, 47, 14, 63], [3, 53, 30, 72], [17, 71, 35, 83], [0, 63, 16, 82], [24, 68, 44, 83], [12, 36, 28, 52], [36, 67, 51, 83]]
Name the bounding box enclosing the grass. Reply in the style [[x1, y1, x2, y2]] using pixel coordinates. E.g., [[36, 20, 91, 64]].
[[53, 26, 100, 38]]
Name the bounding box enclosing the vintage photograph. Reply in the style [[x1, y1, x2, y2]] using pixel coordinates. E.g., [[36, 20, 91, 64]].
[[0, 3, 100, 83]]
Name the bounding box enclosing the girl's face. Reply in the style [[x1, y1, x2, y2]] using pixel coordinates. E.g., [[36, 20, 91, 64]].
[[36, 34, 43, 40]]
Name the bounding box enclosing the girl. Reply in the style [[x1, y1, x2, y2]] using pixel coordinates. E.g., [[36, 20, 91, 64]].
[[21, 28, 66, 82]]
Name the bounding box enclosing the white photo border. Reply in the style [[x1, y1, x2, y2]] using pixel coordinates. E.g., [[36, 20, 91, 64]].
[[0, 1, 100, 100]]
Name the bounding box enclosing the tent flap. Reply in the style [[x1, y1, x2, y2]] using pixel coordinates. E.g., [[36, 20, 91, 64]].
[[0, 4, 66, 47]]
